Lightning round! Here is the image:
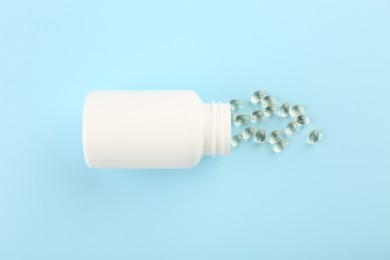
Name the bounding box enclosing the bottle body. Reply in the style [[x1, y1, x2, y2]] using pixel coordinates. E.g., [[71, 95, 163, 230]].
[[82, 90, 231, 169]]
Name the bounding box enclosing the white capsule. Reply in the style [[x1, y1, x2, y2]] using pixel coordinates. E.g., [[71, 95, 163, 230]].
[[273, 139, 287, 153], [231, 134, 244, 147], [268, 130, 283, 144], [255, 129, 266, 144], [243, 127, 256, 140], [284, 122, 299, 135], [308, 130, 321, 144], [250, 90, 265, 104], [250, 110, 265, 122], [279, 102, 291, 117]]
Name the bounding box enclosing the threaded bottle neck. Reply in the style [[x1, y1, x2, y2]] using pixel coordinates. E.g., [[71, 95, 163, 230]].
[[203, 102, 231, 157]]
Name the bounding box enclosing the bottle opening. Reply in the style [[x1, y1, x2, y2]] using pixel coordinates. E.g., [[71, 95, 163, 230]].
[[203, 102, 231, 157]]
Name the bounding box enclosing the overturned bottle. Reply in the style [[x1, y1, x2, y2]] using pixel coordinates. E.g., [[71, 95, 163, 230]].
[[83, 90, 231, 169]]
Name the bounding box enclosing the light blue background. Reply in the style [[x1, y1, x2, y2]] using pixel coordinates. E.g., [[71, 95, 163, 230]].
[[1, 0, 389, 259]]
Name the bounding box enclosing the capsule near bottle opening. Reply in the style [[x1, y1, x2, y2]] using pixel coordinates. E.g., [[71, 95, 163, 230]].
[[82, 90, 231, 169]]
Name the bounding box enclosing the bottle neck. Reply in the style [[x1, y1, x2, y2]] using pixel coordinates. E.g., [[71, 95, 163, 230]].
[[203, 102, 231, 157]]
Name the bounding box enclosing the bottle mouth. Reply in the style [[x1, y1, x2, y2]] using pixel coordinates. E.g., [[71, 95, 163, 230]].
[[203, 102, 231, 157]]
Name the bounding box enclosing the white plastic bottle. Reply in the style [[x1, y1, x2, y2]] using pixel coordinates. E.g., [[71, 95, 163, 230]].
[[83, 90, 231, 169]]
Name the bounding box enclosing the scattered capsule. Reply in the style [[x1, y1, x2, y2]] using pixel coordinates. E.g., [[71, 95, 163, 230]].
[[284, 122, 299, 135], [233, 114, 250, 125], [279, 102, 291, 117], [255, 129, 266, 144], [250, 110, 265, 122], [229, 91, 321, 151], [243, 127, 256, 140], [261, 95, 276, 106], [268, 130, 283, 144], [308, 130, 321, 144], [295, 114, 310, 125], [231, 134, 244, 147], [273, 139, 287, 153], [290, 105, 305, 116], [250, 90, 265, 104], [229, 99, 242, 112], [264, 106, 275, 116]]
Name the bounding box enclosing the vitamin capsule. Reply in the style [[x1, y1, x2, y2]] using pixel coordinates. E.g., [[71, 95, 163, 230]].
[[233, 114, 250, 125], [250, 110, 265, 122], [264, 106, 275, 116], [295, 114, 310, 125], [284, 122, 299, 135], [279, 102, 291, 117], [250, 90, 265, 104], [268, 130, 282, 144], [243, 127, 256, 140], [229, 99, 242, 112], [273, 139, 287, 153], [231, 134, 244, 147], [308, 130, 321, 144], [290, 105, 305, 116], [261, 95, 276, 106], [255, 129, 266, 144]]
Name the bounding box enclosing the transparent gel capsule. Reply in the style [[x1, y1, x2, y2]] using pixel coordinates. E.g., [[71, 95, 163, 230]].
[[273, 139, 287, 153], [243, 127, 256, 140], [250, 110, 265, 122], [295, 114, 310, 125], [255, 129, 266, 144], [268, 130, 283, 144], [308, 130, 321, 144], [261, 95, 276, 106], [229, 99, 242, 112], [250, 90, 265, 104], [290, 104, 305, 116], [279, 102, 291, 117], [264, 106, 275, 117], [233, 114, 250, 125], [231, 134, 244, 147], [284, 122, 299, 135]]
